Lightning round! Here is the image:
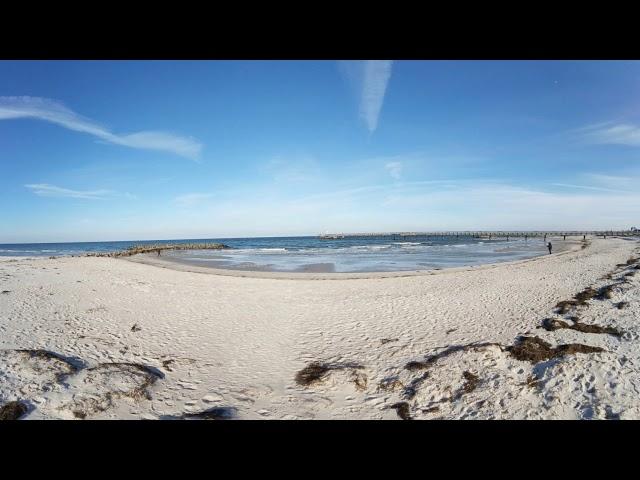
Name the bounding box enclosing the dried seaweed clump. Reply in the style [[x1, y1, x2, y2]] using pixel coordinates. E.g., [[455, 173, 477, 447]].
[[389, 402, 412, 420], [405, 342, 499, 371], [555, 284, 621, 313], [506, 336, 604, 364], [294, 361, 364, 387], [378, 377, 404, 392], [0, 401, 28, 420], [445, 371, 482, 402], [295, 363, 332, 386], [541, 318, 621, 337], [461, 371, 480, 394], [15, 349, 80, 380]]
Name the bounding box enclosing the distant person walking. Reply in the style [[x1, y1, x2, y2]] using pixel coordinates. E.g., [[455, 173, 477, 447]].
[[547, 242, 552, 254]]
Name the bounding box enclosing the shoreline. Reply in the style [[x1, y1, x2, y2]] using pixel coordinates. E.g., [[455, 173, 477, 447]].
[[123, 238, 583, 280]]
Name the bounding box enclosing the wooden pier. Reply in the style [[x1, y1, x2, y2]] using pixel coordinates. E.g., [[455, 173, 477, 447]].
[[319, 230, 638, 240]]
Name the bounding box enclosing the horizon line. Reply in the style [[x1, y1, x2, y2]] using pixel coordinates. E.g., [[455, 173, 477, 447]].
[[1, 229, 638, 246]]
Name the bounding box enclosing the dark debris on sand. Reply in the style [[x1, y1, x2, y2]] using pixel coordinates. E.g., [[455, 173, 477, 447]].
[[446, 371, 482, 402], [161, 359, 175, 371], [295, 361, 364, 387], [405, 342, 499, 371], [0, 401, 28, 420], [541, 317, 622, 337], [461, 371, 480, 395], [555, 283, 622, 314], [506, 336, 604, 364], [15, 349, 80, 380], [378, 377, 404, 392], [295, 363, 332, 386], [422, 406, 440, 414], [524, 375, 541, 390], [389, 402, 412, 420]]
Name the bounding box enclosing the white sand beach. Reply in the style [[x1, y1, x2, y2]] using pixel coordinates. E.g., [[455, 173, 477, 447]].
[[1, 237, 639, 420]]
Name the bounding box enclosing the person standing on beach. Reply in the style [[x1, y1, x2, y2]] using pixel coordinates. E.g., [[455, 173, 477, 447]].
[[547, 242, 552, 254]]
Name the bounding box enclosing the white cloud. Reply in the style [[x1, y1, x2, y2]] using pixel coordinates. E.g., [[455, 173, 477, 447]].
[[385, 161, 402, 180], [579, 122, 640, 146], [550, 183, 623, 193], [25, 183, 135, 200], [551, 173, 639, 194], [0, 96, 202, 160], [340, 60, 393, 133]]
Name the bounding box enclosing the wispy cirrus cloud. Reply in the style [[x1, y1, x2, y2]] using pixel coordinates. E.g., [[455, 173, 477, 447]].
[[578, 122, 640, 146], [550, 183, 626, 193], [0, 96, 202, 160], [25, 183, 135, 200], [339, 60, 393, 133], [551, 172, 638, 194]]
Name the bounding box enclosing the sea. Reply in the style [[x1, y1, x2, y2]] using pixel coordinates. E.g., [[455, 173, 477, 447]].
[[0, 235, 550, 273]]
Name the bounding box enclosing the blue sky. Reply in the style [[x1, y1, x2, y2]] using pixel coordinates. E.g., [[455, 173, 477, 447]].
[[1, 60, 639, 243]]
